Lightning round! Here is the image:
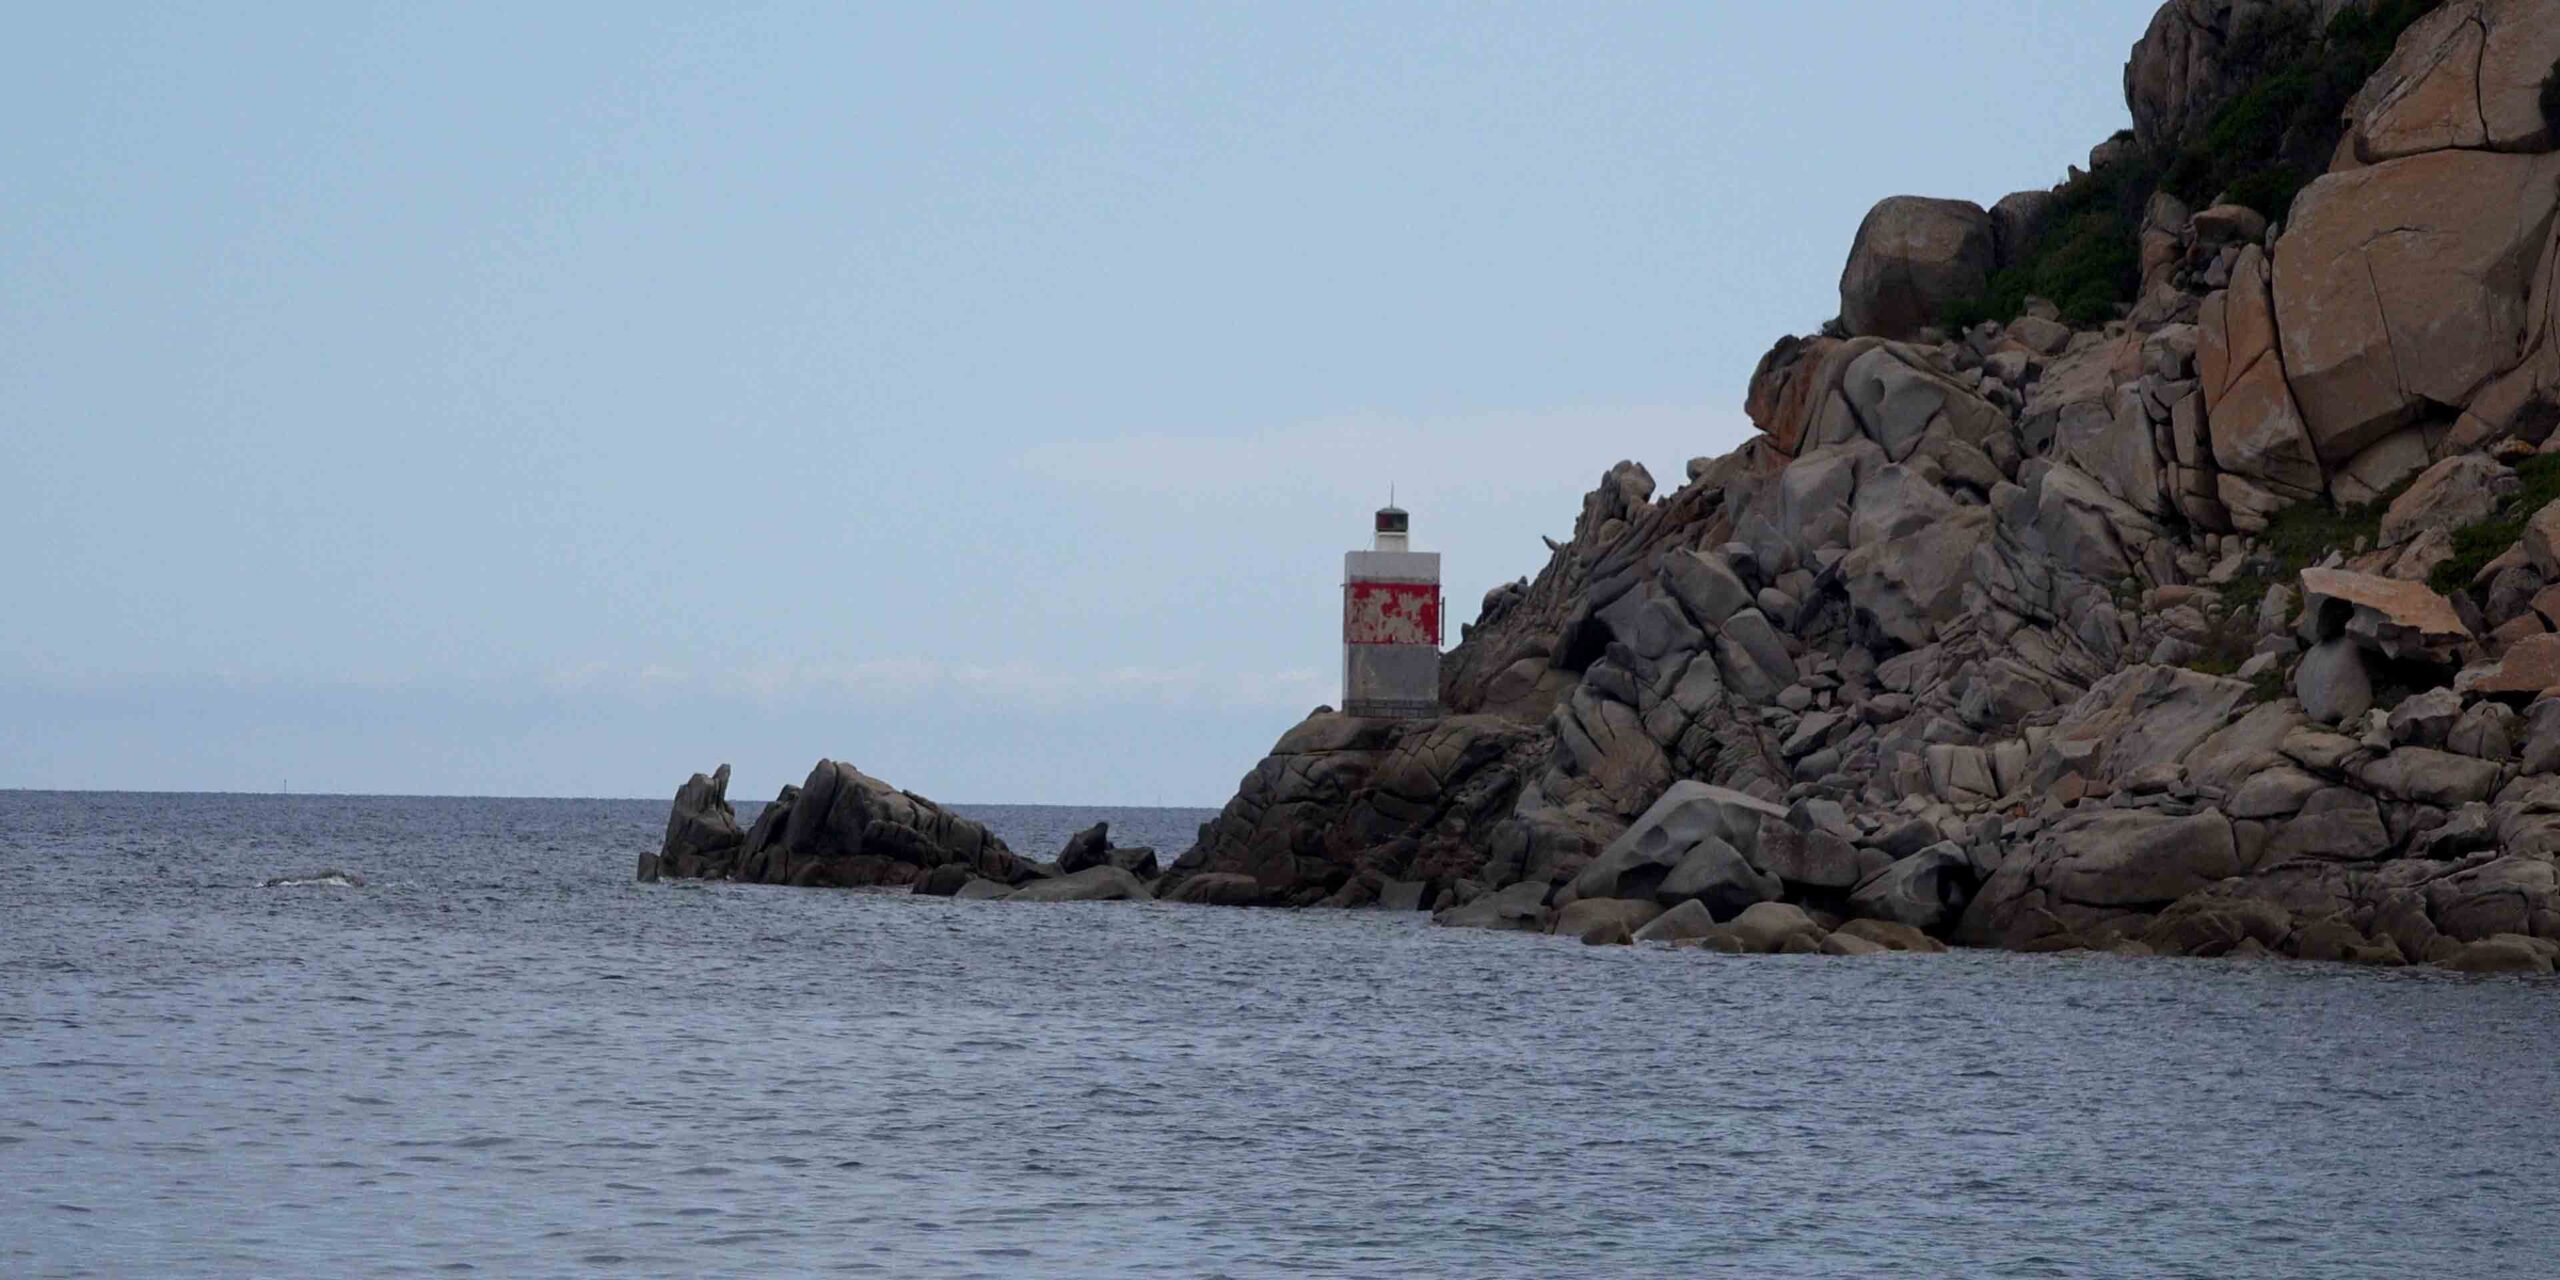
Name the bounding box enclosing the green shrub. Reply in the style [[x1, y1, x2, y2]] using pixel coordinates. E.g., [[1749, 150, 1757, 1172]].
[[2214, 481, 2408, 616], [2220, 169, 2310, 223], [1941, 1, 2444, 331], [1938, 156, 2155, 332], [2428, 453, 2560, 594], [2250, 662, 2291, 703], [2162, 0, 2444, 218], [2261, 491, 2387, 567], [2186, 603, 2261, 676], [2042, 212, 2143, 326], [2542, 55, 2560, 139]]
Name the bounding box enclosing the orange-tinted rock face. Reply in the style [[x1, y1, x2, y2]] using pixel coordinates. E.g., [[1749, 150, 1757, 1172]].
[[2463, 631, 2560, 698], [2348, 0, 2560, 161], [2275, 150, 2560, 464], [1743, 334, 1840, 457]]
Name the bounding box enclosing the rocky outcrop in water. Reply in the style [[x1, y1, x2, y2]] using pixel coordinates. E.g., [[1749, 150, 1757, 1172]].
[[1158, 714, 1545, 907], [648, 759, 1034, 890], [1165, 0, 2560, 972], [649, 764, 742, 880], [648, 763, 1197, 908]]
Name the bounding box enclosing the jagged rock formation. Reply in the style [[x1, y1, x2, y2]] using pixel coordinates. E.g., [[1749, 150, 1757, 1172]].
[[651, 764, 742, 880], [649, 758, 1033, 889], [1161, 714, 1546, 907], [649, 761, 1185, 905], [2125, 0, 2364, 154], [1169, 0, 2560, 972]]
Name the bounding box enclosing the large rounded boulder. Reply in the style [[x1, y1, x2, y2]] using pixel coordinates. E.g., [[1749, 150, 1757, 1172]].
[[1839, 196, 1996, 340]]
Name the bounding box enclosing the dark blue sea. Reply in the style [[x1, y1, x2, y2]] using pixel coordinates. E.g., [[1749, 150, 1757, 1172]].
[[4, 790, 2558, 1278]]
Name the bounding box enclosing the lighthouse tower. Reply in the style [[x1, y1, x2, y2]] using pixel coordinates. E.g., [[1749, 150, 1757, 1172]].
[[1342, 504, 1443, 718]]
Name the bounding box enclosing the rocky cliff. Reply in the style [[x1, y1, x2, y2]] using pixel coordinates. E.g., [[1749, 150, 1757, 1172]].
[[1162, 0, 2560, 973]]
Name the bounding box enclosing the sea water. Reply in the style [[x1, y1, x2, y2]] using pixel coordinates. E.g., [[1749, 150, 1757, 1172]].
[[4, 790, 2557, 1277]]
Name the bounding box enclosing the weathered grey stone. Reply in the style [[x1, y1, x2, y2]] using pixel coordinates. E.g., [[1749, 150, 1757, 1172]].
[[2141, 895, 2291, 958], [2045, 664, 2252, 785], [2278, 150, 2560, 463], [1848, 844, 1976, 935], [1990, 189, 2057, 272], [1835, 918, 1950, 953], [2387, 687, 2463, 748], [1821, 931, 1890, 956], [2349, 0, 2560, 160], [1662, 549, 1753, 626], [1551, 897, 1664, 939], [913, 863, 973, 897], [2438, 935, 2557, 974], [2033, 462, 2159, 582], [1655, 838, 1784, 917], [2426, 855, 2558, 939], [2522, 698, 2560, 773], [1925, 744, 1998, 802], [2044, 810, 2242, 908], [1725, 901, 1827, 954], [2295, 639, 2373, 726], [759, 758, 1021, 889], [2294, 918, 2397, 965], [1433, 880, 1551, 932], [1376, 879, 1428, 912], [1632, 898, 1719, 944], [2330, 427, 2435, 509], [2461, 632, 2560, 701], [1056, 822, 1113, 874], [2355, 748, 2504, 807], [2525, 501, 2560, 581], [1843, 506, 1995, 649], [659, 763, 744, 878], [2264, 788, 2393, 863], [1629, 595, 1707, 661], [2380, 454, 2518, 547], [1839, 196, 1996, 340], [2415, 804, 2502, 859], [1754, 822, 1891, 890], [1004, 865, 1154, 903], [2228, 766, 2327, 820], [1716, 609, 1799, 702], [1765, 443, 1869, 567], [2298, 569, 2472, 664]]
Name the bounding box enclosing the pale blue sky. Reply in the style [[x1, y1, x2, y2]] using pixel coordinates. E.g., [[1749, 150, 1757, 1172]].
[[2, 1, 2153, 802]]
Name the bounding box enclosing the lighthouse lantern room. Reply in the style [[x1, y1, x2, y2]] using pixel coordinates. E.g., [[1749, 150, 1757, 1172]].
[[1342, 505, 1442, 718]]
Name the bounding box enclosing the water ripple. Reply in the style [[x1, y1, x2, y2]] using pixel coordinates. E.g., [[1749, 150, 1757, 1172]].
[[2, 791, 2557, 1278]]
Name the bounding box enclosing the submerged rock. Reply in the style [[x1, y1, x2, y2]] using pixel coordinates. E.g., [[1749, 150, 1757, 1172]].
[[1004, 865, 1154, 903], [262, 869, 366, 889]]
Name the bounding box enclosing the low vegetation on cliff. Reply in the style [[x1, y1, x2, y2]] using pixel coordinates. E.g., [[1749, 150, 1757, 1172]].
[[1945, 0, 2446, 333]]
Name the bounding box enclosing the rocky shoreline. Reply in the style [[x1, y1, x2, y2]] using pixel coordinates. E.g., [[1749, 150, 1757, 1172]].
[[645, 0, 2560, 977]]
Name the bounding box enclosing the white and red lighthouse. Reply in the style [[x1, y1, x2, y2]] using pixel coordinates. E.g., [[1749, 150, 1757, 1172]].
[[1342, 505, 1442, 718]]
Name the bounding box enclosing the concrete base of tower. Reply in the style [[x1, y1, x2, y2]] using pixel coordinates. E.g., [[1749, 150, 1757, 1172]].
[[1345, 644, 1440, 718], [1342, 697, 1441, 719]]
